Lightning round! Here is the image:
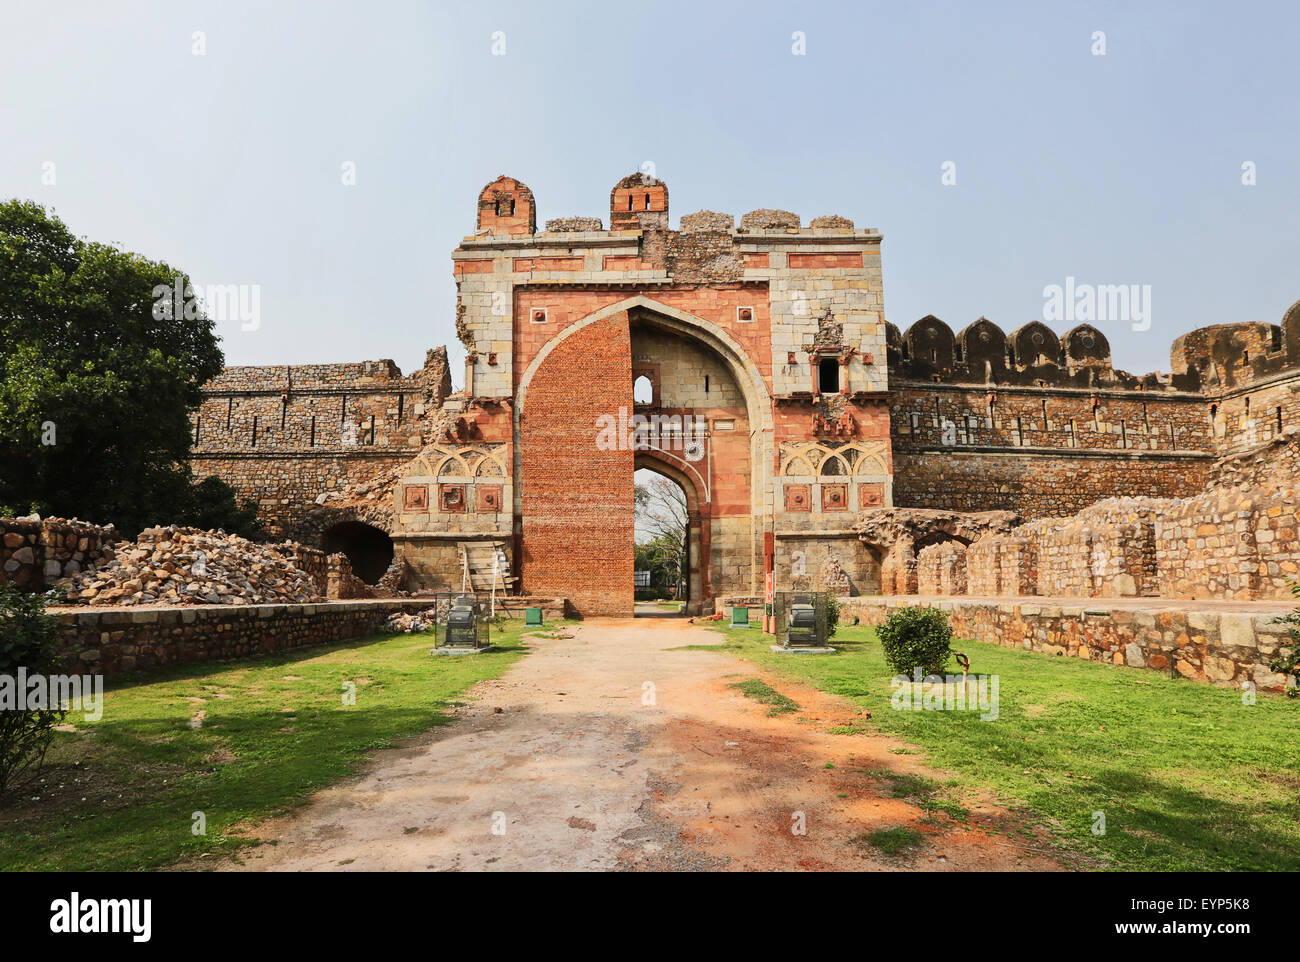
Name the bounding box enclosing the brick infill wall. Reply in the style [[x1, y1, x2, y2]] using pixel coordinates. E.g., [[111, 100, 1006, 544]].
[[838, 596, 1296, 693]]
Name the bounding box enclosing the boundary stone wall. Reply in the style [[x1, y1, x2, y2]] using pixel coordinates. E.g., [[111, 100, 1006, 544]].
[[840, 596, 1295, 692], [52, 599, 435, 677], [50, 596, 570, 678]]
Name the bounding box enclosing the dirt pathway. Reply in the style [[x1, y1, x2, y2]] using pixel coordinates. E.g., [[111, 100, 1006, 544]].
[[223, 618, 1065, 872]]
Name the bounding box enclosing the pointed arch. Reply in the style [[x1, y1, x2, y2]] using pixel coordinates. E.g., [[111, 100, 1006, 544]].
[[1010, 321, 1061, 368], [1064, 324, 1110, 366], [903, 315, 955, 372], [958, 316, 1007, 372]]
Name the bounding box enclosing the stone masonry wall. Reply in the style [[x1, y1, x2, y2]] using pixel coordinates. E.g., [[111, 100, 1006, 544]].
[[840, 596, 1295, 693], [776, 534, 880, 596], [966, 537, 1002, 596], [1155, 480, 1300, 601], [50, 599, 440, 678], [898, 481, 1299, 604], [1, 518, 119, 592], [887, 370, 1217, 518], [192, 351, 452, 539], [892, 448, 1214, 518], [1210, 425, 1300, 489], [1035, 501, 1159, 598], [999, 526, 1040, 595], [917, 541, 967, 595]]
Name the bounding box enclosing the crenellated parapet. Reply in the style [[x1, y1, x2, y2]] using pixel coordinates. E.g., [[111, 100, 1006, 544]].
[[887, 299, 1300, 397], [888, 315, 1176, 390]]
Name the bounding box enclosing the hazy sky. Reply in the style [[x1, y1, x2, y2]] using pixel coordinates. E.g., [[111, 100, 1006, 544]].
[[3, 1, 1296, 383]]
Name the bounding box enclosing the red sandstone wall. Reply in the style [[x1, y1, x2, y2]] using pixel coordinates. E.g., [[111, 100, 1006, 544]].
[[519, 312, 635, 616]]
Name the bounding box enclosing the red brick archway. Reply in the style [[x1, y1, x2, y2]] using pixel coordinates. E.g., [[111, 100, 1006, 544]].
[[515, 297, 771, 617]]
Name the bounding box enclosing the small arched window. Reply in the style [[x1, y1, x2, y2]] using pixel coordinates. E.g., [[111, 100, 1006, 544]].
[[634, 375, 654, 404]]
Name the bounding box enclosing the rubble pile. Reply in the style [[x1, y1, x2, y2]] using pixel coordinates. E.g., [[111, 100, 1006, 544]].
[[384, 607, 443, 633], [383, 599, 455, 632], [375, 554, 413, 595], [55, 527, 323, 607]]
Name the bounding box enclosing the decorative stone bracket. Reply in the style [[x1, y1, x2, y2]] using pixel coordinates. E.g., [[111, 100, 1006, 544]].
[[440, 416, 482, 443]]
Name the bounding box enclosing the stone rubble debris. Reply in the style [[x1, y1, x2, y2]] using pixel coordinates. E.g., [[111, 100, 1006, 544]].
[[54, 526, 323, 607], [383, 602, 451, 633]]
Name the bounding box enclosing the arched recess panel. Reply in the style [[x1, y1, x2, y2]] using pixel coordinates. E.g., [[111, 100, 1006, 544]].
[[519, 311, 635, 616]]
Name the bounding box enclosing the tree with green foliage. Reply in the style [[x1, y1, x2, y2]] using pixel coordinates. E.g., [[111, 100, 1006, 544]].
[[0, 200, 261, 538], [634, 476, 687, 596], [0, 585, 65, 794], [634, 534, 683, 598]]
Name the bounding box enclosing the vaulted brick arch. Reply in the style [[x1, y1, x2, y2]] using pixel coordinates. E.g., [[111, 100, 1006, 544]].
[[514, 295, 774, 437], [291, 501, 393, 546]]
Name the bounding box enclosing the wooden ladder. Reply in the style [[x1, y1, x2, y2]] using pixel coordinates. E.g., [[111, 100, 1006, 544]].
[[457, 540, 517, 594]]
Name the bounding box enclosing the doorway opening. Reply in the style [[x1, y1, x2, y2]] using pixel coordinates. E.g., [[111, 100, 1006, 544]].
[[818, 356, 840, 393], [634, 466, 689, 617], [321, 521, 394, 584]]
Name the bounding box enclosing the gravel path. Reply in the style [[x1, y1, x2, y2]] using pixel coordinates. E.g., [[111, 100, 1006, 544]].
[[224, 618, 1064, 872]]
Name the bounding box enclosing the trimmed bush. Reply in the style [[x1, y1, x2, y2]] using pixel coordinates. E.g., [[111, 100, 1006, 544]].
[[877, 606, 953, 676], [1270, 581, 1300, 698], [826, 594, 843, 639], [0, 585, 66, 794]]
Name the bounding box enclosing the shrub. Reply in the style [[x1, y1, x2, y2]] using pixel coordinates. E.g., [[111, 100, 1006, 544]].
[[0, 585, 67, 795], [825, 594, 842, 639], [877, 606, 953, 676], [1270, 582, 1300, 698]]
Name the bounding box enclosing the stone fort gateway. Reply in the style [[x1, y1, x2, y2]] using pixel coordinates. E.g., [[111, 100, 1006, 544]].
[[187, 172, 1300, 624]]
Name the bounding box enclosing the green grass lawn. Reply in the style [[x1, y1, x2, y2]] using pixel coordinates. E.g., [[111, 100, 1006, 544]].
[[0, 618, 551, 871], [702, 623, 1300, 871]]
